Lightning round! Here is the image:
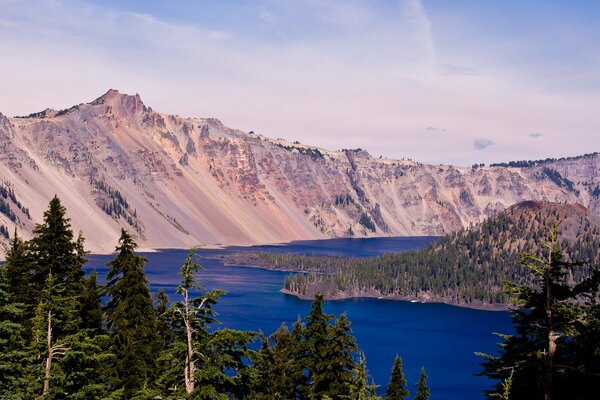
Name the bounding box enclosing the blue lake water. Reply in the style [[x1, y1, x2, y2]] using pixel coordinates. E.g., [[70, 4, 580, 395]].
[[85, 237, 513, 399]]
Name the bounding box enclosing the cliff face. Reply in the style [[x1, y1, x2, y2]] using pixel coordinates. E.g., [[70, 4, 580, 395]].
[[0, 89, 598, 253]]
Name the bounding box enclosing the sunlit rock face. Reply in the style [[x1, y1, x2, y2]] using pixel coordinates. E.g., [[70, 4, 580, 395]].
[[1, 90, 598, 253]]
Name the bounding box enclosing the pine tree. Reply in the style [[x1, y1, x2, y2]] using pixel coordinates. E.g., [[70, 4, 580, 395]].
[[478, 228, 600, 400], [386, 355, 409, 400], [305, 294, 358, 399], [28, 197, 86, 338], [414, 367, 430, 400], [2, 229, 33, 310], [30, 196, 85, 297], [30, 273, 76, 397], [0, 260, 36, 398], [104, 229, 159, 395], [170, 247, 225, 395]]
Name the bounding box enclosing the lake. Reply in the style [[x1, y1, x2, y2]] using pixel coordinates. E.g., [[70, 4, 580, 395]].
[[86, 237, 513, 399]]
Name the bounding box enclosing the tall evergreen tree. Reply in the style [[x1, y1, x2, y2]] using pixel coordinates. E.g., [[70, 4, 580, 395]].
[[170, 247, 225, 395], [104, 229, 159, 395], [414, 367, 430, 400], [386, 355, 409, 400], [478, 228, 600, 400], [305, 294, 359, 399], [30, 196, 85, 298]]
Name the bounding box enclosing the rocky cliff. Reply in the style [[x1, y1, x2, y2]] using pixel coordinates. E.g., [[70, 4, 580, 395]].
[[0, 90, 598, 253]]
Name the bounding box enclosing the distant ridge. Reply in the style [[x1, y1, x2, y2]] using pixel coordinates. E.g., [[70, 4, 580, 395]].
[[1, 90, 599, 253]]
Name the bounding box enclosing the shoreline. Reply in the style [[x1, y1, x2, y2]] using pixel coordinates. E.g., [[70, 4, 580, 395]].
[[279, 289, 509, 312], [220, 261, 510, 312]]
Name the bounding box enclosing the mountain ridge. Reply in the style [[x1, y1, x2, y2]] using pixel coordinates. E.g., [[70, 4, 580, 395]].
[[1, 90, 599, 254]]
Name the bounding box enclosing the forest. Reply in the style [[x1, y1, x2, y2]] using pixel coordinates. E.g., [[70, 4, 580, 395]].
[[276, 202, 600, 307], [1, 197, 599, 399]]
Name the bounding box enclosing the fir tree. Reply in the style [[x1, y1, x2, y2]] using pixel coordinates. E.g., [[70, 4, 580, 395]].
[[414, 367, 430, 400], [2, 229, 33, 310], [386, 355, 409, 400], [478, 228, 600, 400], [170, 247, 225, 395], [104, 229, 159, 395], [30, 196, 85, 298], [305, 294, 359, 399], [0, 261, 36, 398], [28, 197, 86, 339]]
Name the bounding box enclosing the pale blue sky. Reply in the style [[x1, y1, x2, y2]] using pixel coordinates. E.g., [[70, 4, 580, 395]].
[[1, 0, 598, 165]]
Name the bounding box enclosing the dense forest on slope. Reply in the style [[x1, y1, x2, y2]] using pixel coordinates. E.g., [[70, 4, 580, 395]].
[[244, 201, 600, 308]]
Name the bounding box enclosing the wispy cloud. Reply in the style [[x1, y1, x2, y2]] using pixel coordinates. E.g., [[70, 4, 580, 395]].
[[0, 1, 598, 166], [426, 126, 447, 133], [439, 64, 479, 76], [529, 132, 542, 138], [473, 138, 494, 150]]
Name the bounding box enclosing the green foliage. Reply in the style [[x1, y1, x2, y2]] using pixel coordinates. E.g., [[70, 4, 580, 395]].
[[414, 368, 430, 400], [0, 260, 36, 398], [0, 182, 31, 222], [478, 228, 600, 400], [275, 143, 325, 160], [385, 355, 409, 400], [104, 229, 160, 395], [541, 167, 578, 194], [359, 212, 376, 232], [489, 152, 598, 168], [80, 270, 103, 333], [251, 294, 367, 400], [283, 203, 600, 306], [29, 196, 86, 319]]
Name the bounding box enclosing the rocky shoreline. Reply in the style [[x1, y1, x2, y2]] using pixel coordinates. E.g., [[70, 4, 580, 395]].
[[220, 252, 509, 311]]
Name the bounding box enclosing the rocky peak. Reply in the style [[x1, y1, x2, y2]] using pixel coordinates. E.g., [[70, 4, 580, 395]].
[[89, 89, 146, 116]]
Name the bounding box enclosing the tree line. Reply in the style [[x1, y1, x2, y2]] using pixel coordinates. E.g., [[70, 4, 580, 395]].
[[281, 203, 600, 307], [0, 196, 428, 399]]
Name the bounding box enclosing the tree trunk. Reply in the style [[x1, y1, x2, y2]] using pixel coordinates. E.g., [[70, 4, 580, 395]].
[[184, 288, 195, 394], [42, 310, 52, 397]]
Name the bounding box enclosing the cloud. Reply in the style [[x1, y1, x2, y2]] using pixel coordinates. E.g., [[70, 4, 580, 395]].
[[473, 138, 494, 150], [0, 1, 599, 166], [439, 63, 479, 76], [426, 126, 447, 132], [529, 132, 542, 138]]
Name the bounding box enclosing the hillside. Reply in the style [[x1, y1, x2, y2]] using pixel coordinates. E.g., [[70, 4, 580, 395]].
[[279, 201, 600, 309], [1, 89, 600, 253]]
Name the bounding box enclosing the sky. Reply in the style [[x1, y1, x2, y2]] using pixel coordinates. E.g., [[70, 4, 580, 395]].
[[0, 0, 599, 166]]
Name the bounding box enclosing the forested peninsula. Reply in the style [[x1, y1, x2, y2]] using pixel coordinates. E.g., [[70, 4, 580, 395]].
[[224, 201, 600, 309]]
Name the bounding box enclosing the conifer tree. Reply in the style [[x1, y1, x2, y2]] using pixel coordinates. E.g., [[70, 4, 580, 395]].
[[305, 294, 359, 399], [2, 229, 33, 310], [31, 273, 75, 397], [478, 228, 600, 400], [252, 323, 306, 399], [0, 261, 36, 398], [170, 247, 225, 395], [104, 229, 159, 395], [386, 355, 409, 400], [414, 367, 430, 400], [155, 288, 173, 349], [30, 196, 85, 299]]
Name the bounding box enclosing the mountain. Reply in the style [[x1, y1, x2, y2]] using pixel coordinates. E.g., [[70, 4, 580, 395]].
[[1, 89, 599, 253], [280, 201, 600, 308]]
